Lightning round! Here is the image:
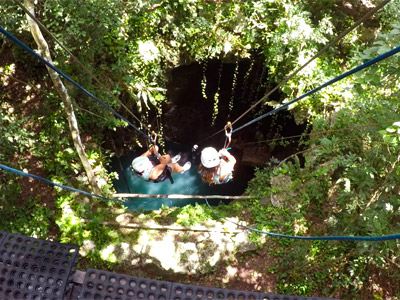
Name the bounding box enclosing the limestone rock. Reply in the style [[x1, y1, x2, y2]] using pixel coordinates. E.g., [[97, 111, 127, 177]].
[[106, 217, 254, 275]]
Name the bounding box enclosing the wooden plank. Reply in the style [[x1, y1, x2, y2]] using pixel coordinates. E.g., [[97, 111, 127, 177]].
[[112, 193, 252, 200], [88, 220, 244, 234]]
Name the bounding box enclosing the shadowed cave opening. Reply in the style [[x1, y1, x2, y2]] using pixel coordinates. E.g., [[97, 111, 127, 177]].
[[109, 56, 308, 211]]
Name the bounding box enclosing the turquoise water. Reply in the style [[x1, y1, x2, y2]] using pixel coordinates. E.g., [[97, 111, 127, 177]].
[[112, 150, 253, 211]]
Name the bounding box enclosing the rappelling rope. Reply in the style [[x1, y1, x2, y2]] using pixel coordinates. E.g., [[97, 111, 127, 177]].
[[201, 0, 392, 142], [231, 0, 392, 127], [233, 43, 400, 134]]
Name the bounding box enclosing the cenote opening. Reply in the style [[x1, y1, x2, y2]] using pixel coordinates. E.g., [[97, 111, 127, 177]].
[[107, 56, 308, 211]]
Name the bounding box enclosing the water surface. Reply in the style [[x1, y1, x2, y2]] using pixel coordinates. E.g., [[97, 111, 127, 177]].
[[111, 149, 253, 211]]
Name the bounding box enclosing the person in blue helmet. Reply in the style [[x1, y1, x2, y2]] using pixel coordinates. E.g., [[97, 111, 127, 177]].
[[198, 147, 236, 185], [131, 145, 191, 184]]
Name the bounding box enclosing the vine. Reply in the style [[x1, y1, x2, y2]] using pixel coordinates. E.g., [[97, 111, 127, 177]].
[[201, 62, 208, 101], [228, 58, 239, 117], [240, 58, 255, 103], [211, 62, 223, 126]]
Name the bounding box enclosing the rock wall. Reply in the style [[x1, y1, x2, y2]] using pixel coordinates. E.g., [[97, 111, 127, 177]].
[[80, 212, 257, 275]]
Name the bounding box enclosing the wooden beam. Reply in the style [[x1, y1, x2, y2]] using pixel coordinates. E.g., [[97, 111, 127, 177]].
[[112, 193, 252, 200], [85, 220, 244, 234]]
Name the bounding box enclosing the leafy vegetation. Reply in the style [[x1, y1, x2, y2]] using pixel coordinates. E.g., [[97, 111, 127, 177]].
[[1, 0, 400, 298], [244, 19, 400, 298]]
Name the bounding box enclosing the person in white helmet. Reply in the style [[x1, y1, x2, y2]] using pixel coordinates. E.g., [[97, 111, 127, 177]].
[[199, 147, 236, 185], [131, 145, 191, 183]]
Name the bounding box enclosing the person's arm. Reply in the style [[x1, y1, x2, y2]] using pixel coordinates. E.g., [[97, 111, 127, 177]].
[[219, 148, 236, 165], [218, 149, 236, 182], [141, 145, 159, 158]]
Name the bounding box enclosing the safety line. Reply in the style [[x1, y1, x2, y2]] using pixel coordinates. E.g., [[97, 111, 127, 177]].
[[233, 44, 400, 133], [0, 163, 248, 202], [0, 163, 122, 204], [201, 0, 391, 142], [204, 200, 400, 241], [236, 124, 379, 146], [0, 25, 149, 141], [3, 162, 398, 241], [15, 0, 145, 127]]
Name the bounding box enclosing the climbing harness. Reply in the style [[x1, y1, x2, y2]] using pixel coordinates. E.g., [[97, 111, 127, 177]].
[[195, 121, 233, 167], [200, 121, 234, 185], [149, 131, 173, 183], [131, 131, 175, 184]]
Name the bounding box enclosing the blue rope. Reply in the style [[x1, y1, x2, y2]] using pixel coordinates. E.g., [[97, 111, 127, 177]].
[[0, 25, 149, 141], [0, 163, 122, 204], [233, 44, 400, 133], [205, 200, 400, 241]]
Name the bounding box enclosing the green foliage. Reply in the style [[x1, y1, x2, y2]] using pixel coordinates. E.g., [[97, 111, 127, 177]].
[[0, 197, 51, 238], [1, 49, 119, 268], [175, 203, 215, 227], [16, 0, 340, 119], [244, 22, 400, 297], [2, 1, 400, 298]]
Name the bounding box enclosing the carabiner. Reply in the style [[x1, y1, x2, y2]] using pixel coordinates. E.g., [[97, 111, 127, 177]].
[[224, 121, 233, 149], [224, 121, 232, 137], [150, 131, 158, 146]]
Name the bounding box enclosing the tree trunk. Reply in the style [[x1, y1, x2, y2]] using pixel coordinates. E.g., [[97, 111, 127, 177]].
[[24, 0, 101, 194]]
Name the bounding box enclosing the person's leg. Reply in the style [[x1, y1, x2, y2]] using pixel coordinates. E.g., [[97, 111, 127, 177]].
[[160, 154, 182, 164], [168, 163, 183, 173], [168, 162, 191, 173], [159, 154, 171, 164], [148, 164, 166, 181]]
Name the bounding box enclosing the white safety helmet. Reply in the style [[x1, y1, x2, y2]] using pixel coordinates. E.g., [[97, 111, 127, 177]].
[[201, 147, 220, 168]]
